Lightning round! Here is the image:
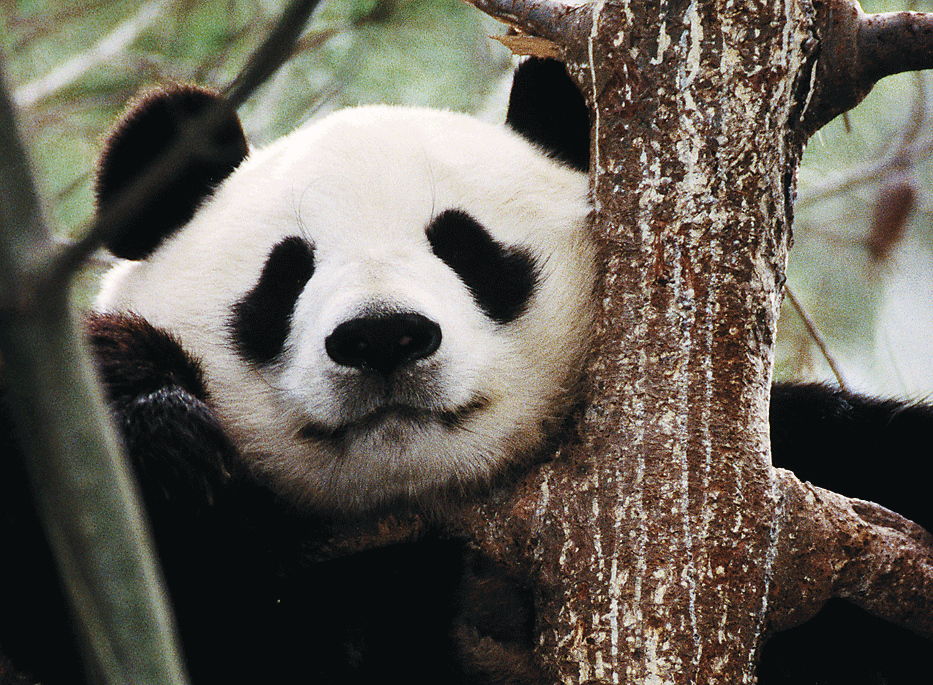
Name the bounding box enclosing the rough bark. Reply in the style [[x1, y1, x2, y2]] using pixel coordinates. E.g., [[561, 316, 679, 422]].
[[768, 469, 933, 635], [453, 0, 933, 682]]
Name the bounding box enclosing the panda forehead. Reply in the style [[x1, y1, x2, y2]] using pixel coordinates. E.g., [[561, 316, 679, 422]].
[[235, 105, 587, 247], [96, 105, 590, 325]]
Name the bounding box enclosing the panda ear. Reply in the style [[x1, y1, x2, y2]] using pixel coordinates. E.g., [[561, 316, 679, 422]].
[[505, 58, 590, 173], [96, 84, 249, 261]]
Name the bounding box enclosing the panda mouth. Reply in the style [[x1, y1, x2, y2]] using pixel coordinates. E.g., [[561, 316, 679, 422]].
[[297, 396, 489, 443]]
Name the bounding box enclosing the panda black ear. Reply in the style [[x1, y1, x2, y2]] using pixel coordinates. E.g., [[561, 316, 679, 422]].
[[96, 84, 249, 261], [505, 58, 590, 173]]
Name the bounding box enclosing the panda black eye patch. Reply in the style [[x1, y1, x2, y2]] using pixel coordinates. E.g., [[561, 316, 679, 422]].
[[426, 209, 539, 325], [230, 237, 316, 365]]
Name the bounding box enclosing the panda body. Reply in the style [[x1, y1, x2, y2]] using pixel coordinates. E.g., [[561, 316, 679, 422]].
[[1, 59, 931, 685], [96, 104, 595, 510]]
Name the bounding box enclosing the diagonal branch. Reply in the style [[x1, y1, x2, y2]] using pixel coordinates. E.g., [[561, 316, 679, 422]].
[[13, 0, 166, 109], [0, 65, 189, 685], [40, 0, 324, 291], [1, 2, 324, 682]]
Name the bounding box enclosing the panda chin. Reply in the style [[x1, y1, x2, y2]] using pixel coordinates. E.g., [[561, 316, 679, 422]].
[[296, 395, 490, 445]]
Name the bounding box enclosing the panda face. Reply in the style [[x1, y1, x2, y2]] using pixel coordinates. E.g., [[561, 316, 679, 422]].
[[96, 104, 595, 511]]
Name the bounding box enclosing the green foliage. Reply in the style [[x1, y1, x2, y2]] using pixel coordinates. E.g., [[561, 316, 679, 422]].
[[3, 0, 931, 394], [2, 0, 509, 237], [784, 3, 933, 398]]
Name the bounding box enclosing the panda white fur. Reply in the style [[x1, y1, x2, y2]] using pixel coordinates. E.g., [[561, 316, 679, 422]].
[[94, 103, 595, 511], [1, 59, 931, 685]]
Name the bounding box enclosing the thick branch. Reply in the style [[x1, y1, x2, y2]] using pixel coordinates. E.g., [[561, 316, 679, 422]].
[[769, 469, 933, 638], [0, 2, 324, 681], [801, 3, 933, 134], [861, 12, 933, 83], [463, 0, 590, 56], [0, 67, 188, 685]]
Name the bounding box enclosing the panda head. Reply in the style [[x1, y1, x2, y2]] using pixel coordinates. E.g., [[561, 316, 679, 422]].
[[94, 60, 595, 511]]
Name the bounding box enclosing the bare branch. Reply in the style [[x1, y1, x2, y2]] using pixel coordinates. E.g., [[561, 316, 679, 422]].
[[13, 0, 166, 109], [770, 469, 933, 638], [463, 0, 591, 55], [860, 12, 933, 84], [223, 0, 323, 109], [1, 2, 325, 681], [802, 3, 933, 134], [0, 66, 188, 685], [41, 0, 324, 290], [783, 284, 850, 391]]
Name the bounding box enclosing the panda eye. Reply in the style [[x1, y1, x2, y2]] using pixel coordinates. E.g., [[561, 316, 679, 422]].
[[425, 209, 539, 325], [230, 237, 316, 365]]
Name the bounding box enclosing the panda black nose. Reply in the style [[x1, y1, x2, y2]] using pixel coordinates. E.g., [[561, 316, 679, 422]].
[[325, 312, 442, 376]]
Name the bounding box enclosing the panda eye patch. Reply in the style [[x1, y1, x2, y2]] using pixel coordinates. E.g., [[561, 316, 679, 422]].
[[426, 209, 539, 325], [230, 236, 315, 365]]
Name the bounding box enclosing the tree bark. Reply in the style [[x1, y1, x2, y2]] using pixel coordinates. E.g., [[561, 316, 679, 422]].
[[3, 0, 933, 683], [455, 0, 933, 682]]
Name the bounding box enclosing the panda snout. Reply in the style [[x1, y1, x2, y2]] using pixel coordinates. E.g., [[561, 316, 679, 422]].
[[325, 312, 442, 376]]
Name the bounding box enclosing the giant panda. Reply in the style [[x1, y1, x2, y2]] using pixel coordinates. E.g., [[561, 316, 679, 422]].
[[1, 58, 931, 685]]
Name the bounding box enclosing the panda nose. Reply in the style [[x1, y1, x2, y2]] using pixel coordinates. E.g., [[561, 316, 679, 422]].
[[325, 312, 442, 376]]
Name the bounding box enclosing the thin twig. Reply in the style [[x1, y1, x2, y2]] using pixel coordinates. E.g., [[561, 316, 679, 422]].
[[800, 69, 932, 208], [784, 283, 850, 391], [39, 0, 324, 290], [224, 0, 323, 109], [798, 132, 933, 208]]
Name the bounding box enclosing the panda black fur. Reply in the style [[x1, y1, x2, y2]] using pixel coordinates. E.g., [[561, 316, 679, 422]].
[[94, 77, 596, 513], [1, 59, 931, 684]]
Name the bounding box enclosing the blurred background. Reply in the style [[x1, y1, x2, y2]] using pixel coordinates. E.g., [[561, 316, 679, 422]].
[[1, 0, 931, 398]]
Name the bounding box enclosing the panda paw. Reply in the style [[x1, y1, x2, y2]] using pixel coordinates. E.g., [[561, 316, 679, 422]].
[[119, 384, 236, 512], [86, 312, 238, 513]]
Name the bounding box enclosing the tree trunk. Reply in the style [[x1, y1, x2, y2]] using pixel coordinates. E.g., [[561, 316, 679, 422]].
[[3, 1, 933, 683], [460, 0, 933, 682], [549, 3, 801, 681]]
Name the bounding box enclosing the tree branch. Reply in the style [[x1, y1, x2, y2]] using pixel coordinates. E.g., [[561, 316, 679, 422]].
[[801, 3, 933, 134], [12, 0, 166, 109], [860, 12, 933, 84], [41, 0, 324, 291], [783, 284, 850, 391], [463, 0, 933, 681], [0, 2, 324, 682], [463, 0, 591, 57], [769, 469, 933, 638], [223, 0, 323, 109], [0, 65, 188, 685]]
